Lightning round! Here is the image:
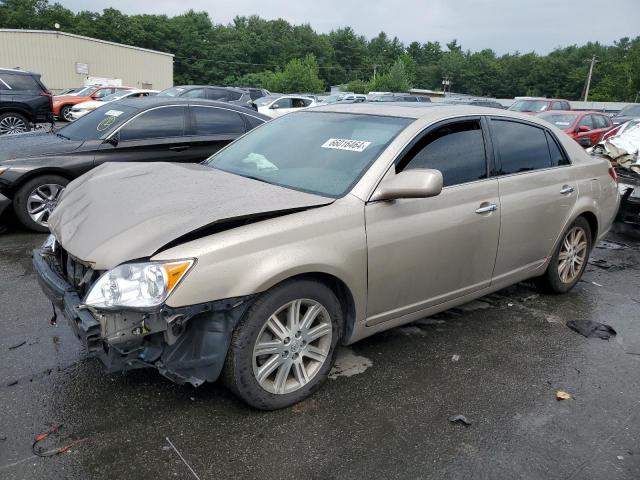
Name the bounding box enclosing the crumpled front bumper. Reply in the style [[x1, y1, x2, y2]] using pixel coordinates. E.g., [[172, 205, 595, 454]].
[[32, 248, 254, 386]]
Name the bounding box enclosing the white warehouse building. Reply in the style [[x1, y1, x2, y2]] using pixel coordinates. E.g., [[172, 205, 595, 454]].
[[0, 29, 174, 92]]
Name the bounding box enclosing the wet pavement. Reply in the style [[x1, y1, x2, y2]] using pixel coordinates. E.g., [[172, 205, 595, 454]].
[[0, 224, 639, 480]]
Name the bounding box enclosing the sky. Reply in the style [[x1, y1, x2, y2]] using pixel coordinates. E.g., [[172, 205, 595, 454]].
[[58, 0, 640, 54]]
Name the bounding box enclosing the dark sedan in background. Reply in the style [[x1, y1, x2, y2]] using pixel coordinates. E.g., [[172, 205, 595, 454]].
[[0, 98, 268, 231]]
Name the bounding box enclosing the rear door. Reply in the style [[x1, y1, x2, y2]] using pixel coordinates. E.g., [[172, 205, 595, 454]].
[[365, 117, 501, 325], [591, 114, 611, 145], [185, 105, 247, 160], [94, 105, 192, 165], [488, 118, 576, 283]]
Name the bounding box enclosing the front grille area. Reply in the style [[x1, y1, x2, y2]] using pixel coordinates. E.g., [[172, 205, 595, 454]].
[[52, 247, 102, 298]]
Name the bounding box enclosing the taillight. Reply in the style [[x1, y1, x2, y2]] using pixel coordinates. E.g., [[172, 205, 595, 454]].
[[39, 91, 53, 109], [608, 166, 618, 183]]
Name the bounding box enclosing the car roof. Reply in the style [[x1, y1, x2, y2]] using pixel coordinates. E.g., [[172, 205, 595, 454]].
[[0, 68, 38, 76], [311, 102, 548, 123], [109, 97, 269, 117], [174, 85, 245, 93]]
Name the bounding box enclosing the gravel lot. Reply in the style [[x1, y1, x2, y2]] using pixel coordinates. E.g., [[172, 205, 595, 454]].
[[0, 219, 639, 480]]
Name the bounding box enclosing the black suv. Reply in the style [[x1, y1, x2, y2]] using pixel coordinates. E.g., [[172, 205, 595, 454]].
[[0, 69, 52, 135]]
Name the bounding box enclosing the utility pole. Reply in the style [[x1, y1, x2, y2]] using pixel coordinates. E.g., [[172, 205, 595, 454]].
[[584, 55, 598, 102], [373, 64, 378, 82]]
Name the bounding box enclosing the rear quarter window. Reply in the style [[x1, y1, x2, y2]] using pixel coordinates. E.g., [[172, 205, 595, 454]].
[[0, 73, 42, 91], [491, 119, 553, 174]]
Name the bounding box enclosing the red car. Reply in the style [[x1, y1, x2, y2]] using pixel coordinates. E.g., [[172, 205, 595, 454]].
[[52, 85, 133, 121], [537, 110, 613, 147]]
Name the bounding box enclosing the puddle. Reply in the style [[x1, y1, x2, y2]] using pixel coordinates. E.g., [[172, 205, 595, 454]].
[[329, 348, 372, 379]]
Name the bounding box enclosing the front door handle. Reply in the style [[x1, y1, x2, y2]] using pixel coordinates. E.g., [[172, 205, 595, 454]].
[[475, 203, 497, 214], [169, 145, 190, 152], [560, 185, 575, 195]]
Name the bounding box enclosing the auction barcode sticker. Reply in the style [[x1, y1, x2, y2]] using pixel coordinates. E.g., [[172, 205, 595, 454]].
[[104, 110, 124, 117], [321, 138, 371, 152]]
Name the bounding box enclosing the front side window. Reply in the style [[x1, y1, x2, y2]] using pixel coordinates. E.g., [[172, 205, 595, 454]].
[[192, 106, 245, 135], [205, 112, 411, 197], [93, 88, 115, 98], [491, 119, 552, 174], [578, 115, 594, 129], [119, 106, 185, 141], [183, 88, 206, 99], [400, 120, 487, 187], [272, 98, 292, 109]]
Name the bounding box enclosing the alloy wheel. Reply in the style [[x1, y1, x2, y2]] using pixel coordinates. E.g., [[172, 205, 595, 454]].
[[26, 184, 65, 227], [558, 226, 588, 283], [0, 116, 27, 135], [62, 107, 74, 122], [252, 298, 332, 395]]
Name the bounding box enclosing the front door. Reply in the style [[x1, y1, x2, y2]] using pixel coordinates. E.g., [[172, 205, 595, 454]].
[[365, 118, 501, 326], [94, 105, 199, 165]]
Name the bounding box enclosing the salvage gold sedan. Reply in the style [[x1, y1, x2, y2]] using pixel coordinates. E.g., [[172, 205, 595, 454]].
[[33, 104, 619, 409]]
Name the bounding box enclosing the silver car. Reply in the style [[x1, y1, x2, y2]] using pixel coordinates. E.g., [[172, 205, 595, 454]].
[[33, 104, 619, 410]]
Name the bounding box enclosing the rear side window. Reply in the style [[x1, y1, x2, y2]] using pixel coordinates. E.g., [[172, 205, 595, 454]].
[[400, 120, 487, 187], [578, 115, 594, 129], [192, 106, 245, 135], [593, 115, 609, 129], [120, 106, 185, 140], [248, 90, 263, 100], [272, 98, 292, 109], [0, 73, 41, 91], [545, 132, 569, 167], [491, 120, 552, 174], [551, 101, 564, 110], [183, 89, 206, 99]]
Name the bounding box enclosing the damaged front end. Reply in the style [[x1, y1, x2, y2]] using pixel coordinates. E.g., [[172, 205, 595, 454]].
[[32, 240, 254, 386]]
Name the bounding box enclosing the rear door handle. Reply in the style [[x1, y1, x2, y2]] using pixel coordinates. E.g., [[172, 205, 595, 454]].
[[169, 145, 190, 152], [560, 185, 575, 195], [475, 204, 497, 214]]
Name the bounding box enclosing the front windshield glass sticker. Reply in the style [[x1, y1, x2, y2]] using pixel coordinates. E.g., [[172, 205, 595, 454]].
[[321, 138, 371, 152]]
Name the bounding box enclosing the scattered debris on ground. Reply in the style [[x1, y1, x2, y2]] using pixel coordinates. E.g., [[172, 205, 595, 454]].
[[448, 415, 472, 426], [596, 240, 628, 250], [32, 424, 84, 457], [0, 435, 7, 441], [166, 437, 202, 480], [451, 354, 460, 362], [329, 348, 372, 379], [6, 380, 18, 387], [566, 320, 617, 340], [8, 340, 26, 350], [556, 391, 572, 401]]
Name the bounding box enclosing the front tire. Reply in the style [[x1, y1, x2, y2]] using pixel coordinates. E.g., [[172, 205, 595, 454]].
[[59, 105, 73, 122], [536, 217, 592, 293], [13, 175, 69, 232], [223, 279, 342, 410]]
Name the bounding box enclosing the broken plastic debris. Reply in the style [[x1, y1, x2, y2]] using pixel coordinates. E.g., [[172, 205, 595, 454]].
[[32, 424, 84, 457], [556, 391, 571, 401], [448, 414, 472, 426], [566, 320, 617, 340], [451, 354, 460, 362], [591, 282, 603, 287]]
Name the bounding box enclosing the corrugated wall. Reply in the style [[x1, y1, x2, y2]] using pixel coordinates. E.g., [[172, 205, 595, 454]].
[[0, 30, 173, 92]]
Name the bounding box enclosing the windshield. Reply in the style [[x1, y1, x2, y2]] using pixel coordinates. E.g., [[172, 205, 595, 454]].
[[618, 105, 640, 117], [320, 95, 343, 104], [67, 86, 95, 97], [538, 113, 578, 128], [508, 100, 550, 112], [157, 87, 186, 97], [205, 112, 411, 197], [57, 105, 137, 140]]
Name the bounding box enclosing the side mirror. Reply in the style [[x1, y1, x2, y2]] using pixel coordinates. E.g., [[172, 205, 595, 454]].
[[370, 169, 443, 202], [578, 125, 591, 133], [270, 104, 279, 109], [104, 131, 119, 147]]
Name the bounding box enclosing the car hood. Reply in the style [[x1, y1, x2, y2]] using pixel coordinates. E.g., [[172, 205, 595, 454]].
[[0, 130, 83, 161], [73, 100, 103, 109], [48, 162, 334, 269]]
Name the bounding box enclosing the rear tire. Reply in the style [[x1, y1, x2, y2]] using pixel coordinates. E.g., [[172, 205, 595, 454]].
[[223, 279, 342, 410], [13, 175, 69, 232], [0, 112, 31, 135], [535, 217, 592, 294]]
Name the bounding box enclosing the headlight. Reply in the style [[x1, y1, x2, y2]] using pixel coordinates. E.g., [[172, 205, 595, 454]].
[[42, 234, 57, 253], [84, 260, 194, 309]]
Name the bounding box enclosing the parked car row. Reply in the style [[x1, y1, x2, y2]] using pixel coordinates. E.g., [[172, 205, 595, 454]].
[[28, 102, 618, 410]]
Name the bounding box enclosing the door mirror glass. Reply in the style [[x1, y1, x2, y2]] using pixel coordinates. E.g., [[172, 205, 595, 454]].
[[370, 169, 443, 202], [578, 125, 591, 132]]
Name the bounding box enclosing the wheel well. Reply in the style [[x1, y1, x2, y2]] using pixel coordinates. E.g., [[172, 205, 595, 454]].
[[278, 272, 356, 344], [0, 107, 33, 122], [9, 169, 74, 197], [578, 211, 598, 245]]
